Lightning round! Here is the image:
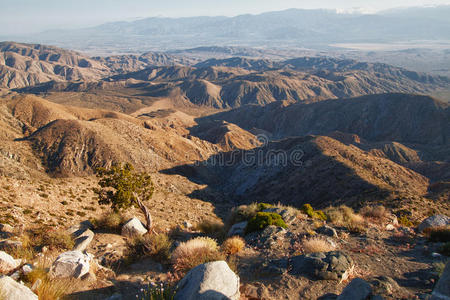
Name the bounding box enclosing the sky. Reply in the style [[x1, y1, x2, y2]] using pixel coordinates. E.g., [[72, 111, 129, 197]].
[[1, 0, 450, 35]]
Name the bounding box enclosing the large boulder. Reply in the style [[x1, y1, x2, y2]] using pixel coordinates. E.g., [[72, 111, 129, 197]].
[[50, 251, 91, 279], [418, 215, 450, 232], [337, 278, 372, 300], [0, 251, 20, 273], [121, 217, 148, 238], [432, 262, 450, 300], [175, 261, 240, 300], [291, 251, 354, 281], [0, 276, 38, 300]]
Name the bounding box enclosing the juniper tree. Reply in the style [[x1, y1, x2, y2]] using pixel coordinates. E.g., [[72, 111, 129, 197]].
[[94, 163, 154, 231]]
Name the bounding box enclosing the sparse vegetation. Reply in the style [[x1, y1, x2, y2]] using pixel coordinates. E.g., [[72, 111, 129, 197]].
[[125, 233, 173, 264], [23, 227, 74, 251], [245, 212, 287, 233], [227, 203, 259, 226], [171, 237, 224, 275], [221, 236, 245, 255]]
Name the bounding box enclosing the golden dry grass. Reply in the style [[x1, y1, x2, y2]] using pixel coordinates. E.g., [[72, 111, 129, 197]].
[[221, 236, 245, 255], [171, 237, 224, 275], [325, 205, 366, 233], [302, 237, 336, 254]]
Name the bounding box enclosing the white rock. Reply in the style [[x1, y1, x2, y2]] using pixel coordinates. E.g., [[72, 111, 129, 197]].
[[0, 251, 20, 273], [175, 261, 240, 300], [121, 217, 148, 238], [0, 276, 38, 300], [50, 251, 91, 279], [72, 229, 94, 252]]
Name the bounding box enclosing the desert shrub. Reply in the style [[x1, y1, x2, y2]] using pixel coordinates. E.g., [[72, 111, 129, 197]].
[[301, 204, 327, 221], [245, 212, 287, 233], [302, 237, 336, 253], [91, 211, 126, 232], [439, 242, 450, 256], [171, 237, 224, 275], [140, 284, 176, 300], [325, 205, 366, 233], [433, 260, 448, 277], [360, 205, 388, 220], [222, 236, 245, 255], [195, 219, 224, 236], [398, 215, 413, 227], [423, 226, 450, 242]]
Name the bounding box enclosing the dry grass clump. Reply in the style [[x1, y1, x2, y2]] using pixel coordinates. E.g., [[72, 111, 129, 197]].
[[325, 205, 366, 233], [171, 237, 224, 275], [302, 237, 336, 254], [360, 205, 388, 221], [124, 233, 173, 264], [195, 219, 225, 236], [91, 211, 126, 232], [221, 236, 245, 255]]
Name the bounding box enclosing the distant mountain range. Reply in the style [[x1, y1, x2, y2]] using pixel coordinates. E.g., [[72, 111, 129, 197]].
[[9, 6, 450, 53]]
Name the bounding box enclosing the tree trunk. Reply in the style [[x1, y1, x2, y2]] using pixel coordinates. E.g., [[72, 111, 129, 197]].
[[133, 192, 153, 232]]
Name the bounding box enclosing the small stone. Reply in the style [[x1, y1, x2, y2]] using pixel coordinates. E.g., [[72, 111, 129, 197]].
[[183, 221, 193, 229], [317, 225, 338, 238], [228, 221, 248, 237], [386, 224, 395, 231]]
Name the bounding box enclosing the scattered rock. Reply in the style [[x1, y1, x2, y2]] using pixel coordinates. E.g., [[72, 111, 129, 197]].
[[431, 262, 450, 300], [337, 278, 372, 300], [228, 221, 248, 237], [0, 224, 14, 234], [291, 251, 354, 281], [317, 225, 338, 238], [240, 283, 270, 299], [247, 225, 287, 249], [175, 261, 240, 300], [0, 251, 21, 273], [50, 251, 91, 279], [418, 215, 450, 232], [121, 217, 148, 238], [0, 275, 38, 300], [72, 228, 94, 252]]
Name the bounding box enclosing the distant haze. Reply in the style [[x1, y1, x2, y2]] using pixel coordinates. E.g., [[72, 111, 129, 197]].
[[1, 0, 450, 35]]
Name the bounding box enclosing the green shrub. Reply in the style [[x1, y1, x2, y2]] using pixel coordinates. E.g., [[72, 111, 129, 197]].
[[301, 204, 327, 221], [245, 212, 287, 233]]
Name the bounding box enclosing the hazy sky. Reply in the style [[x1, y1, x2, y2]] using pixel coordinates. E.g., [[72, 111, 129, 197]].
[[1, 0, 450, 35]]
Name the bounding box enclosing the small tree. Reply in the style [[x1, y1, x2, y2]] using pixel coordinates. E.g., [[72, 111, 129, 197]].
[[94, 163, 154, 231]]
